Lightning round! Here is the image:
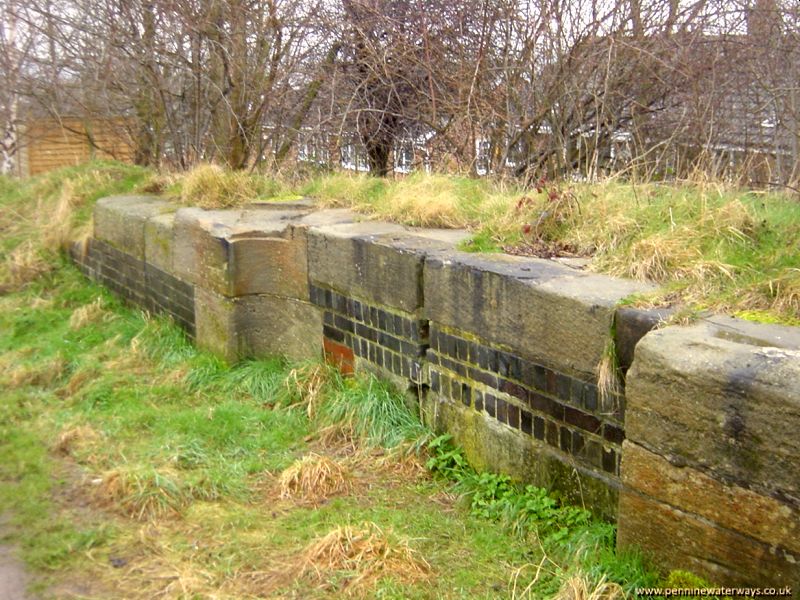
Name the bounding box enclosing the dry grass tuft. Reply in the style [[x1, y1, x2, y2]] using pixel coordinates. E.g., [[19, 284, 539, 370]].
[[555, 573, 624, 600], [297, 521, 430, 592], [53, 424, 101, 457], [279, 453, 353, 503], [179, 163, 279, 209], [595, 340, 621, 410], [69, 297, 109, 330], [280, 362, 332, 417], [137, 171, 180, 195], [93, 466, 190, 520], [5, 356, 67, 389], [769, 268, 800, 315], [42, 182, 79, 251], [379, 175, 473, 228], [4, 240, 50, 289], [1, 175, 86, 290], [349, 445, 429, 484], [622, 234, 700, 282]]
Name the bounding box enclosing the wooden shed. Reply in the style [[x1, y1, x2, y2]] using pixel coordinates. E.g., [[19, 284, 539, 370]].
[[17, 117, 134, 177]]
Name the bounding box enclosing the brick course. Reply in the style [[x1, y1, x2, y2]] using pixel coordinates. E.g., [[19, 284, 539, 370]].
[[311, 283, 426, 381], [428, 323, 624, 476], [71, 239, 195, 336]]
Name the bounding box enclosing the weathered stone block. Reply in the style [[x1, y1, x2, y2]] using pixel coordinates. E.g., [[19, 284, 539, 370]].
[[194, 287, 238, 361], [236, 294, 322, 362], [144, 212, 176, 274], [308, 224, 467, 312], [173, 207, 314, 297], [94, 196, 176, 259], [172, 208, 232, 292], [625, 320, 800, 501], [622, 319, 800, 591], [620, 442, 800, 555], [228, 228, 308, 300], [618, 490, 799, 591], [194, 288, 322, 363], [424, 253, 651, 380]]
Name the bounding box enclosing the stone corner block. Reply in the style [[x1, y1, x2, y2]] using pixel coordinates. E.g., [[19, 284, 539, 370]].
[[193, 287, 323, 363], [94, 195, 176, 259], [237, 295, 323, 362], [625, 321, 800, 501], [229, 229, 309, 300], [172, 207, 310, 297]]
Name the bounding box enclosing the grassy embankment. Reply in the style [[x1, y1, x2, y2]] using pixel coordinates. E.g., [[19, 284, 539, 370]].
[[300, 172, 799, 325], [0, 161, 769, 598], [163, 164, 800, 325]]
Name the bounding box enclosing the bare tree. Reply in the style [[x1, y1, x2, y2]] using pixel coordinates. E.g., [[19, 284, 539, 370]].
[[0, 0, 37, 174], [7, 0, 798, 185]]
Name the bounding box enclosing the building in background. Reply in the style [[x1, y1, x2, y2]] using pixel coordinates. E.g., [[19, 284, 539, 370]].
[[13, 117, 133, 177]]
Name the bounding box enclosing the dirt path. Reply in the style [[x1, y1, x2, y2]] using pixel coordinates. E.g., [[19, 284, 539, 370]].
[[0, 544, 30, 600]]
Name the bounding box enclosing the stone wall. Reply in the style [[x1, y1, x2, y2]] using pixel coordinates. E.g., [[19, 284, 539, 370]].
[[73, 195, 800, 593], [618, 317, 800, 593]]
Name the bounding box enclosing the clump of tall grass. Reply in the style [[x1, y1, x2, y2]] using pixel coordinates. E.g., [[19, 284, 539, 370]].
[[52, 424, 102, 457], [302, 171, 524, 229], [92, 461, 240, 521], [93, 465, 195, 520], [278, 452, 353, 503], [295, 521, 430, 592], [4, 355, 67, 389], [315, 374, 430, 449], [274, 362, 334, 416], [0, 161, 149, 292], [553, 573, 624, 600], [178, 163, 283, 208]]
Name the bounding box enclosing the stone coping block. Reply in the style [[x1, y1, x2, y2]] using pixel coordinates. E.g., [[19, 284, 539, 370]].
[[144, 212, 177, 274], [618, 489, 799, 591], [194, 287, 322, 362], [308, 223, 469, 313], [621, 442, 800, 554], [424, 252, 651, 380], [94, 195, 177, 260], [704, 314, 800, 348], [173, 206, 314, 296], [625, 319, 800, 506]]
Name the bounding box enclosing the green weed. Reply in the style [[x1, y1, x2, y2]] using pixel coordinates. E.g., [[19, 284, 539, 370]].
[[315, 374, 430, 448]]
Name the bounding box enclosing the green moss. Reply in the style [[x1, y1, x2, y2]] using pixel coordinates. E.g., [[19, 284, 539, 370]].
[[664, 570, 733, 599], [734, 309, 800, 327]]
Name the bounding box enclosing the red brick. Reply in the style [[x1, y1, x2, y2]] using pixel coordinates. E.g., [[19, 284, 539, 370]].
[[323, 337, 354, 375]]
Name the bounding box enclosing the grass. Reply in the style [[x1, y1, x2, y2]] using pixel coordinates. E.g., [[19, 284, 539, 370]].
[[177, 163, 287, 208], [295, 521, 431, 592], [0, 161, 149, 293], [0, 259, 667, 598], [279, 453, 354, 503], [152, 164, 800, 324], [1, 162, 781, 597]]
